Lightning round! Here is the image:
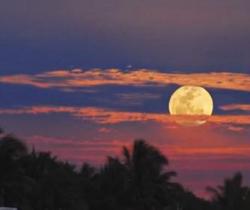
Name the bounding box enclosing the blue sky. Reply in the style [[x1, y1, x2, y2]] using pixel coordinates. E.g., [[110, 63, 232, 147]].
[[1, 0, 250, 75]]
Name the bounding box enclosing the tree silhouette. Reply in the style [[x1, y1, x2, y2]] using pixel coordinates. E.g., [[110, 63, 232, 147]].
[[207, 172, 250, 210], [0, 134, 30, 208], [0, 135, 28, 161], [0, 129, 249, 210], [20, 151, 88, 210], [122, 140, 178, 210]]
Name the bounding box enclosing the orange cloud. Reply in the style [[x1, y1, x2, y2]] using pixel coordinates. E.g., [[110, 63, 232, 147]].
[[0, 69, 249, 91], [0, 105, 249, 126], [220, 104, 250, 111]]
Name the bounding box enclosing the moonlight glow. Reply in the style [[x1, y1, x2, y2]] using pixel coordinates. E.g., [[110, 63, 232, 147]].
[[169, 86, 213, 125]]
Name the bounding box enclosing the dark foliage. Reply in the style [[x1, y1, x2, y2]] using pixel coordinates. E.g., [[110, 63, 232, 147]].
[[0, 131, 249, 210]]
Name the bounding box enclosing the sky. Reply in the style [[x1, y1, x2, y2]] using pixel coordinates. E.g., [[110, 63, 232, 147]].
[[0, 0, 250, 197]]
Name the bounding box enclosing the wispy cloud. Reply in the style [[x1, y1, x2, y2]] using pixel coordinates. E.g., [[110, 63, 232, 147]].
[[0, 105, 170, 124], [0, 69, 249, 91], [26, 135, 128, 165], [115, 93, 162, 105], [220, 104, 250, 111], [26, 135, 250, 171], [226, 125, 245, 132], [0, 105, 249, 126]]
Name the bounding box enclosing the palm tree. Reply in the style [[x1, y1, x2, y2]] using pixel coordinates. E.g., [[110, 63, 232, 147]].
[[122, 139, 177, 210], [207, 172, 250, 210], [88, 140, 177, 210]]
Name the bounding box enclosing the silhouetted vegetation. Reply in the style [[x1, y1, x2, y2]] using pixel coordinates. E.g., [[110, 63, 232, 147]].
[[0, 129, 249, 210]]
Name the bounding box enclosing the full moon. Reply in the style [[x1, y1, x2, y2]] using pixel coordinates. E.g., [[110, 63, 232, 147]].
[[169, 86, 213, 125]]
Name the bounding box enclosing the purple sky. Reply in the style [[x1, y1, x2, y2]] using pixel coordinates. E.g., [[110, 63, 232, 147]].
[[0, 0, 250, 197]]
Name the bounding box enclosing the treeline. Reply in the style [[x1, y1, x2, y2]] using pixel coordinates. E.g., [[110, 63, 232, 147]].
[[0, 129, 249, 210]]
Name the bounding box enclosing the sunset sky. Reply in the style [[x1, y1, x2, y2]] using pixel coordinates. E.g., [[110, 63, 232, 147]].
[[0, 0, 250, 197]]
